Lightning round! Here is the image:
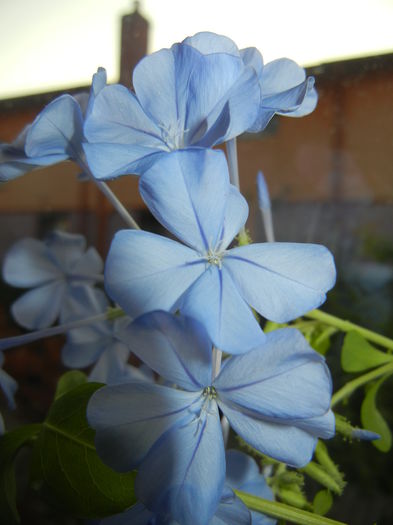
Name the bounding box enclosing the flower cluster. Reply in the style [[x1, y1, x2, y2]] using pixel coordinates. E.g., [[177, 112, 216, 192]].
[[1, 32, 336, 524]]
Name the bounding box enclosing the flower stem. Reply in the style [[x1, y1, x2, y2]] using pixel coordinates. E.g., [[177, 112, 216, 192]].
[[304, 309, 393, 351], [80, 157, 141, 230], [235, 490, 348, 525], [226, 138, 246, 238], [0, 311, 118, 351], [331, 361, 393, 408], [212, 346, 222, 381]]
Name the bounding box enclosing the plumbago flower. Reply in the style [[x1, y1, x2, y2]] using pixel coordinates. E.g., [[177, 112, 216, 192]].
[[2, 230, 103, 329], [105, 149, 336, 353], [62, 287, 153, 385], [99, 450, 271, 525], [88, 311, 334, 525], [0, 68, 106, 182], [83, 32, 315, 181]]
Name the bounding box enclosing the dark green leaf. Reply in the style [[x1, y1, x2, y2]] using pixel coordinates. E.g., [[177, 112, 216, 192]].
[[39, 382, 136, 518], [341, 331, 393, 373], [313, 490, 333, 516], [361, 376, 392, 452], [0, 424, 41, 525], [54, 370, 87, 400]]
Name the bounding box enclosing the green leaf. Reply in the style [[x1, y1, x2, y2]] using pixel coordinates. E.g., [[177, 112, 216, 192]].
[[341, 331, 393, 373], [300, 462, 344, 495], [39, 382, 136, 518], [313, 490, 333, 516], [0, 424, 41, 524], [54, 370, 87, 400], [361, 376, 392, 452]]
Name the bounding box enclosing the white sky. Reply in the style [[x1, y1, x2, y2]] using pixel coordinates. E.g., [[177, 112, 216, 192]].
[[0, 0, 393, 99]]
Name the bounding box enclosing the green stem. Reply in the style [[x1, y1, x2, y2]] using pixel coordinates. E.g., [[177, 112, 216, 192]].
[[331, 361, 393, 408], [235, 490, 348, 525], [304, 310, 393, 351]]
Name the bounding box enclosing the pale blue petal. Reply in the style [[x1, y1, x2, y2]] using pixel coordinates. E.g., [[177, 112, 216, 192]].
[[85, 67, 107, 119], [60, 286, 109, 326], [11, 281, 65, 329], [69, 246, 104, 280], [218, 402, 318, 467], [62, 338, 108, 368], [87, 382, 201, 471], [88, 343, 131, 385], [184, 32, 241, 56], [212, 490, 251, 525], [263, 78, 313, 113], [224, 243, 336, 322], [3, 238, 61, 287], [240, 48, 264, 78], [287, 84, 318, 117], [219, 185, 248, 250], [0, 360, 18, 409], [25, 95, 84, 161], [0, 147, 65, 181], [136, 401, 225, 525], [84, 84, 163, 146], [105, 230, 204, 318], [133, 47, 181, 129], [260, 58, 306, 95], [215, 329, 332, 419], [83, 142, 165, 179], [180, 266, 265, 354], [45, 230, 86, 272], [293, 410, 335, 439], [139, 149, 230, 252], [122, 311, 212, 390]]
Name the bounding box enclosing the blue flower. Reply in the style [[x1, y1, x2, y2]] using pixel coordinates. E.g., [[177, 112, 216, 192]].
[[0, 69, 106, 182], [88, 311, 334, 525], [61, 287, 153, 385], [2, 231, 104, 329], [83, 33, 261, 180], [187, 32, 317, 132], [105, 149, 336, 354], [225, 450, 276, 525]]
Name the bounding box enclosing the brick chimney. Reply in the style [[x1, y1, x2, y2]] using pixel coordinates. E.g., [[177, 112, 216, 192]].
[[119, 1, 149, 88]]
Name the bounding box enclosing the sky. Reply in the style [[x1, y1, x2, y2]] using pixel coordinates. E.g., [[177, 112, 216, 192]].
[[0, 0, 393, 99]]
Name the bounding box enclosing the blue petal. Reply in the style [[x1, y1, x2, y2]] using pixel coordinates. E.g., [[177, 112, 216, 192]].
[[85, 67, 107, 119], [183, 32, 241, 56], [224, 243, 336, 322], [225, 450, 272, 498], [3, 238, 61, 287], [139, 149, 230, 252], [122, 311, 212, 390], [88, 382, 202, 472], [293, 410, 335, 439], [180, 266, 265, 354], [214, 328, 332, 419], [105, 230, 204, 318], [83, 142, 164, 179], [136, 401, 225, 525], [44, 230, 86, 272], [25, 95, 84, 161], [219, 185, 249, 250], [240, 47, 264, 78], [218, 402, 319, 467], [84, 84, 163, 146], [11, 281, 65, 329], [212, 489, 251, 525], [88, 343, 131, 385], [260, 58, 306, 95], [0, 355, 18, 409], [68, 246, 103, 280]]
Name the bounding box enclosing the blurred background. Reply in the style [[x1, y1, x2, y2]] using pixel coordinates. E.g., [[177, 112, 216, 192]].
[[0, 0, 392, 523]]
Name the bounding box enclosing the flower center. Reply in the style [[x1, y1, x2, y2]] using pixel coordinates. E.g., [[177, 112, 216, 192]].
[[206, 250, 223, 269], [203, 386, 217, 399], [160, 119, 186, 150]]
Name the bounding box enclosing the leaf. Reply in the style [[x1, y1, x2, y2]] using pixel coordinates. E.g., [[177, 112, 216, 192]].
[[361, 376, 392, 452], [0, 424, 41, 524], [54, 370, 87, 400], [313, 490, 333, 516], [39, 382, 136, 518], [341, 331, 393, 373]]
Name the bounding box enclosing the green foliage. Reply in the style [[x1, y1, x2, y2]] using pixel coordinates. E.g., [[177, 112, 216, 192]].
[[341, 331, 393, 373], [37, 380, 136, 518], [313, 490, 333, 516], [54, 369, 87, 399], [0, 424, 41, 524], [294, 320, 337, 356], [361, 376, 392, 452], [300, 462, 345, 496]]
